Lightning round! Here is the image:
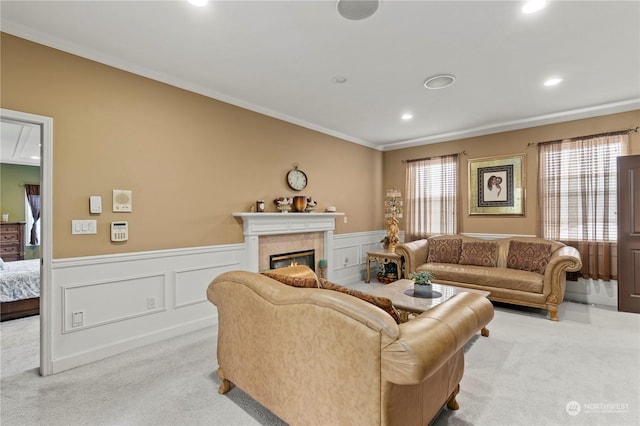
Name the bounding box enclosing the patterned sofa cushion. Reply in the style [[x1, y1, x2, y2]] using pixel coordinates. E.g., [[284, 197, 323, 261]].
[[459, 242, 498, 267], [507, 241, 552, 274], [319, 278, 401, 324], [427, 238, 462, 264], [261, 265, 320, 288]]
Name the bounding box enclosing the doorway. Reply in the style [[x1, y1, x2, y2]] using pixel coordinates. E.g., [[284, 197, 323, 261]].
[[618, 154, 640, 314], [0, 108, 53, 375]]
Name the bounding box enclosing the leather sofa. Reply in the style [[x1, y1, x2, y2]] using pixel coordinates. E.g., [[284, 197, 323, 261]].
[[207, 265, 494, 426], [396, 234, 582, 321]]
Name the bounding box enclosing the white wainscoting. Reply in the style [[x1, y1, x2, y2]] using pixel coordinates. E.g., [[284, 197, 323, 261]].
[[49, 244, 244, 373], [332, 230, 397, 284], [47, 232, 387, 373], [50, 230, 614, 374]]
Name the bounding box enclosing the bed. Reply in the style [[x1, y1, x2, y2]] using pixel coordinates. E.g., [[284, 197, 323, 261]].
[[1, 258, 40, 321]]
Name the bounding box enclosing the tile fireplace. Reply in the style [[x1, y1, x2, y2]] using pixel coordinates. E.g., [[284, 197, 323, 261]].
[[232, 212, 344, 280], [269, 249, 315, 270]]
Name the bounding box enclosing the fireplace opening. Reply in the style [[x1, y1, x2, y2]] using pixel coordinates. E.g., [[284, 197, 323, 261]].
[[270, 249, 315, 270]]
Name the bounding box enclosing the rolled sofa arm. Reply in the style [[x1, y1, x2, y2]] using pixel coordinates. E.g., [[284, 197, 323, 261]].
[[543, 245, 583, 303], [395, 239, 429, 275], [381, 292, 494, 385]]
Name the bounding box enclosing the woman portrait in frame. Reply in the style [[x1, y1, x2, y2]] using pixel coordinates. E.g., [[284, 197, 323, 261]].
[[468, 154, 525, 215]]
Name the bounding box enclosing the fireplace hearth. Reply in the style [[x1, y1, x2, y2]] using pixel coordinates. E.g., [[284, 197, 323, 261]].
[[270, 249, 315, 270]]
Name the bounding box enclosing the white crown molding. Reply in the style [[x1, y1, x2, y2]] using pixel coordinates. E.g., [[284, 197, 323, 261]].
[[3, 23, 637, 153], [381, 99, 640, 151]]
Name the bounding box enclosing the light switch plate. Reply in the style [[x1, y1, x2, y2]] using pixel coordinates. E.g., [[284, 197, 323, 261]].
[[72, 220, 97, 234], [113, 189, 132, 212], [89, 195, 102, 214]]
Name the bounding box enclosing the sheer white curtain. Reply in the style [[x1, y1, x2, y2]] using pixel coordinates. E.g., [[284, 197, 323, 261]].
[[405, 154, 458, 241], [538, 132, 629, 280]]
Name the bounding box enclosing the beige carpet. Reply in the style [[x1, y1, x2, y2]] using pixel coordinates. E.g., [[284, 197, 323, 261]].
[[2, 296, 639, 425]]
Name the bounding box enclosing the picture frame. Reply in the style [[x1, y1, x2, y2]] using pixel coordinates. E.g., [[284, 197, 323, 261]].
[[468, 154, 525, 216]]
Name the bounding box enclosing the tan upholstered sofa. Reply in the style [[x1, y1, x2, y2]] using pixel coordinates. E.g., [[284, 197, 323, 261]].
[[396, 234, 582, 321], [207, 265, 494, 426]]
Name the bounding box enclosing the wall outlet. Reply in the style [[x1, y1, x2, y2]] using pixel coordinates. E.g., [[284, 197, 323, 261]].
[[72, 311, 84, 327]]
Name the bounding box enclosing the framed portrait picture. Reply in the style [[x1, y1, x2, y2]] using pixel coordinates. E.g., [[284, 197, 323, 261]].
[[468, 154, 525, 216]]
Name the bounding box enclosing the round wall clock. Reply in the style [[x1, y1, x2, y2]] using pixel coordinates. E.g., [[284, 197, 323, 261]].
[[287, 166, 308, 191]]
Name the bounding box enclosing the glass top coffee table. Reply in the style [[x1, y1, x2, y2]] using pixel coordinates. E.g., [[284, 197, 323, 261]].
[[368, 279, 491, 336]]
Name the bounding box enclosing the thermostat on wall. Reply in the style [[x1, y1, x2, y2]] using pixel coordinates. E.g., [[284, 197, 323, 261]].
[[113, 189, 132, 212]]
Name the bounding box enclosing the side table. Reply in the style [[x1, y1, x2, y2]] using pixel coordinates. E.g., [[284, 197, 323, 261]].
[[365, 250, 403, 283]]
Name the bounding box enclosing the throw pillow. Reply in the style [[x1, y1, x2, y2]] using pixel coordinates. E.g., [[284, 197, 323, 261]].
[[261, 271, 320, 288], [459, 242, 498, 267], [427, 238, 462, 264], [319, 278, 401, 324], [507, 241, 552, 274]]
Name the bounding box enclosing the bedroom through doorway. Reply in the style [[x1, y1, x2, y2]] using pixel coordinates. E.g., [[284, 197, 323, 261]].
[[1, 109, 53, 376]]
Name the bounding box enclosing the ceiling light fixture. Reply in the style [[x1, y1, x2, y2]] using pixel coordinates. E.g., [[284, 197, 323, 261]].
[[522, 0, 549, 14], [424, 74, 456, 90], [544, 77, 563, 86], [401, 113, 414, 121], [188, 0, 209, 7], [337, 0, 379, 20]]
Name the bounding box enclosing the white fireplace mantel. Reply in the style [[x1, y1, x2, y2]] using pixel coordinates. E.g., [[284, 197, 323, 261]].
[[233, 212, 345, 277]]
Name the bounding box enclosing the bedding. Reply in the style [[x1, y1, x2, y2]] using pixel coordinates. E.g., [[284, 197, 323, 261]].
[[1, 258, 40, 302]]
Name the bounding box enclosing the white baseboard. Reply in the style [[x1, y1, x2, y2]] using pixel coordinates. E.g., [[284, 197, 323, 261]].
[[564, 278, 617, 308], [52, 315, 217, 374]]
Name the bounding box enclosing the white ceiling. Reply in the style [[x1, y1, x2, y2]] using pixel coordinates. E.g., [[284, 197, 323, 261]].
[[0, 118, 41, 166], [1, 0, 639, 151]]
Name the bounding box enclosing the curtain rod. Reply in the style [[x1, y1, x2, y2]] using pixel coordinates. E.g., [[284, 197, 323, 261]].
[[527, 126, 639, 147], [402, 150, 466, 164]]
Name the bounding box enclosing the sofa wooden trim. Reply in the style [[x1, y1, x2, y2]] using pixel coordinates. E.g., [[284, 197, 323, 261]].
[[396, 235, 582, 321]]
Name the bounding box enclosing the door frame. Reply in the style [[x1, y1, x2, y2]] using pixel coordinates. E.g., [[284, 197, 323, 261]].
[[1, 108, 53, 376]]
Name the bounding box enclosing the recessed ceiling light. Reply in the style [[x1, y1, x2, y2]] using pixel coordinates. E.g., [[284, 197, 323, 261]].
[[30, 156, 40, 160], [544, 77, 563, 86], [337, 0, 379, 20], [401, 113, 414, 121], [332, 76, 348, 84], [188, 0, 209, 7], [522, 0, 549, 14], [424, 74, 456, 90]]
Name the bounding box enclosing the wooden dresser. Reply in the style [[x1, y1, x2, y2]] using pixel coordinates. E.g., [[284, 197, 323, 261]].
[[0, 221, 26, 261]]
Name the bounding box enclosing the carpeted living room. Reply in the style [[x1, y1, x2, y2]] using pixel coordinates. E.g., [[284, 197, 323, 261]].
[[1, 1, 639, 425], [2, 291, 639, 425]]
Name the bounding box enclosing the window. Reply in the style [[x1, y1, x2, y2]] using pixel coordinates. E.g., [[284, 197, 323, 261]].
[[405, 154, 458, 240], [538, 133, 628, 241], [24, 184, 40, 246], [538, 132, 628, 281]]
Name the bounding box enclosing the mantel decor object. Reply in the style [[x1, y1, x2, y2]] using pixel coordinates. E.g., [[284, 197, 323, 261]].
[[274, 196, 292, 213], [292, 195, 307, 212], [384, 189, 403, 253]]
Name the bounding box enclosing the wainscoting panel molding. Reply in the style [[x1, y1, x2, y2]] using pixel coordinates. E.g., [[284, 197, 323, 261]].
[[49, 243, 244, 373], [62, 272, 167, 333], [332, 231, 388, 283], [174, 262, 240, 309], [47, 232, 401, 373]]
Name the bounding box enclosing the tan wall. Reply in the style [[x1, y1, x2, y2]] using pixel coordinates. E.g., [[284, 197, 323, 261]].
[[1, 33, 384, 258], [383, 110, 640, 236]]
